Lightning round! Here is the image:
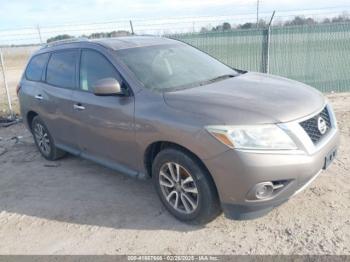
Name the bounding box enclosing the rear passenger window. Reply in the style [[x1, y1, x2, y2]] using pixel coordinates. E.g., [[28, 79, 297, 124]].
[[80, 50, 119, 92], [25, 53, 49, 81], [46, 50, 78, 89]]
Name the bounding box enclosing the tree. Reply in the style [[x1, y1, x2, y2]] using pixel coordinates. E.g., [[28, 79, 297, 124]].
[[305, 17, 317, 25], [236, 19, 266, 29], [257, 19, 267, 28], [200, 27, 209, 33], [46, 34, 73, 43], [284, 16, 316, 26], [331, 12, 350, 23], [211, 22, 231, 32], [322, 18, 331, 24], [211, 25, 222, 31], [238, 22, 255, 29], [222, 22, 231, 31]]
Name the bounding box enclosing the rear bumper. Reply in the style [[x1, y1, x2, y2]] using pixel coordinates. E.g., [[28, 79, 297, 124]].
[[204, 127, 340, 220]]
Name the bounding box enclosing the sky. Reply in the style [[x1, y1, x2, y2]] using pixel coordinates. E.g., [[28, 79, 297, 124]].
[[1, 0, 350, 30], [0, 0, 350, 44]]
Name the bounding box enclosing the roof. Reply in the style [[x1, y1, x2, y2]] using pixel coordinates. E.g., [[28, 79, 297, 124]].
[[41, 36, 179, 51], [92, 36, 178, 50]]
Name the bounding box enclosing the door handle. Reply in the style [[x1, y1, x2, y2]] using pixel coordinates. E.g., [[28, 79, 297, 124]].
[[35, 94, 43, 100], [73, 103, 85, 111]]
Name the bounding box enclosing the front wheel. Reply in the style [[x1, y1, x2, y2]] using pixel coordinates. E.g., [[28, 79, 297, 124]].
[[152, 148, 221, 224]]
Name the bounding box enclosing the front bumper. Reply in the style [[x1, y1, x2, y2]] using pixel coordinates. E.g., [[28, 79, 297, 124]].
[[204, 125, 340, 220]]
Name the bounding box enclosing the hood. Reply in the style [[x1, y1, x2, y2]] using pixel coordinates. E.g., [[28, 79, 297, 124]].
[[163, 72, 325, 124]]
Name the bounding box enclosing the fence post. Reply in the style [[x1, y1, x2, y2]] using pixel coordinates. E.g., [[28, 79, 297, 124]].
[[0, 48, 14, 119], [265, 11, 275, 74], [129, 20, 134, 35], [37, 24, 43, 44]]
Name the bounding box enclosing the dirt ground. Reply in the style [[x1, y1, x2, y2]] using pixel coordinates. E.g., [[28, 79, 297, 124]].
[[0, 93, 349, 255]]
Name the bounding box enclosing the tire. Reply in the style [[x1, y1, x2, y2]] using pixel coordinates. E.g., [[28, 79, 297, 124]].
[[31, 116, 66, 161], [152, 148, 221, 224]]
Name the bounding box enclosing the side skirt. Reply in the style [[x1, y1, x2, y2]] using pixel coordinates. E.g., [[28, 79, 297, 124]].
[[56, 143, 148, 180]]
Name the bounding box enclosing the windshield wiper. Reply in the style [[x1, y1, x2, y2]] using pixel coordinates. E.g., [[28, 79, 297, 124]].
[[208, 74, 236, 83], [200, 74, 236, 86], [165, 74, 237, 92]]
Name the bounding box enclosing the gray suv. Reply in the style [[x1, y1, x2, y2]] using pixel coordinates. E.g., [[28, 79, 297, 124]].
[[18, 36, 339, 224]]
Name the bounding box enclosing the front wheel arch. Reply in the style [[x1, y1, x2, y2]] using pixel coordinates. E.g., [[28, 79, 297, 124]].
[[144, 141, 220, 199]]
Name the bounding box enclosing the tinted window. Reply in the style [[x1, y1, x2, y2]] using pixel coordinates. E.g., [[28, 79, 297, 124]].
[[25, 53, 49, 81], [80, 50, 119, 91], [46, 50, 78, 89]]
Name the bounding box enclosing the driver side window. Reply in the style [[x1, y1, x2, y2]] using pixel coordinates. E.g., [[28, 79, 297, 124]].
[[79, 49, 120, 92]]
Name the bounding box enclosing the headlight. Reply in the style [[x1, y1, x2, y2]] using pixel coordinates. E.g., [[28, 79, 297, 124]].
[[206, 125, 297, 150]]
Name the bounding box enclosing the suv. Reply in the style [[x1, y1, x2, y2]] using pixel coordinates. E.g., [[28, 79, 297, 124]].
[[18, 36, 339, 224]]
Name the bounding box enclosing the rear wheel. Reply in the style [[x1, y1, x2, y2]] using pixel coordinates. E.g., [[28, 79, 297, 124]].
[[31, 116, 66, 160], [152, 148, 221, 224]]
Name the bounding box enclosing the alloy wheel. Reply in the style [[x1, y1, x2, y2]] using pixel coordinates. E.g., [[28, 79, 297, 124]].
[[33, 122, 51, 156], [159, 162, 199, 214]]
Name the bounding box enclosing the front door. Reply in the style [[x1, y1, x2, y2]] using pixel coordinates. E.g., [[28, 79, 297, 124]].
[[72, 49, 137, 175]]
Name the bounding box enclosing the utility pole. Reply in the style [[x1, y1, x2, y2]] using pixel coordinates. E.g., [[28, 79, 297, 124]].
[[256, 0, 260, 28]]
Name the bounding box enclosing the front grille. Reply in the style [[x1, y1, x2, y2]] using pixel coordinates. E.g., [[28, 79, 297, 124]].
[[300, 106, 331, 144]]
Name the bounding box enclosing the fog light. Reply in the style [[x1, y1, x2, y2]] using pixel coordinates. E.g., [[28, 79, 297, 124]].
[[255, 182, 274, 199], [247, 180, 289, 201]]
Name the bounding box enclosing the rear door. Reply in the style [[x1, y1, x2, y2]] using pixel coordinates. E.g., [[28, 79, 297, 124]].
[[43, 49, 80, 152], [71, 49, 137, 173]]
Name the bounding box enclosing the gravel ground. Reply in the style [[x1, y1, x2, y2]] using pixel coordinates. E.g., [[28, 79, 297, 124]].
[[0, 93, 349, 255]]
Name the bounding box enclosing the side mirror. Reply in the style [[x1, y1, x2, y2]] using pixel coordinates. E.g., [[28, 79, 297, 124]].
[[92, 78, 123, 96]]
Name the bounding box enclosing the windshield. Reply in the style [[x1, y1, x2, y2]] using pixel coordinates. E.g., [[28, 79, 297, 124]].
[[116, 44, 239, 91]]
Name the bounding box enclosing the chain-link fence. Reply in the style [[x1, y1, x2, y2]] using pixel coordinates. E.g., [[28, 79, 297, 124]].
[[1, 16, 350, 117], [269, 23, 350, 92], [171, 22, 350, 93]]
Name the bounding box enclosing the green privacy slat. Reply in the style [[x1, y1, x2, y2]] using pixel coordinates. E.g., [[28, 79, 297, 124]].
[[169, 22, 350, 92]]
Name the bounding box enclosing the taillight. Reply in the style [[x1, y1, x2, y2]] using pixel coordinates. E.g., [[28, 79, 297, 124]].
[[16, 84, 21, 96]]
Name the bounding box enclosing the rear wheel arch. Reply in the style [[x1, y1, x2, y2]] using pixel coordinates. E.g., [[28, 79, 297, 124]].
[[27, 111, 38, 130]]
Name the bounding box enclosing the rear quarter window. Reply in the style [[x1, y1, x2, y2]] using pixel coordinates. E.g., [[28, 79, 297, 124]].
[[25, 53, 49, 82]]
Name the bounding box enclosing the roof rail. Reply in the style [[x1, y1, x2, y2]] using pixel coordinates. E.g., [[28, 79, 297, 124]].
[[42, 37, 90, 48]]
